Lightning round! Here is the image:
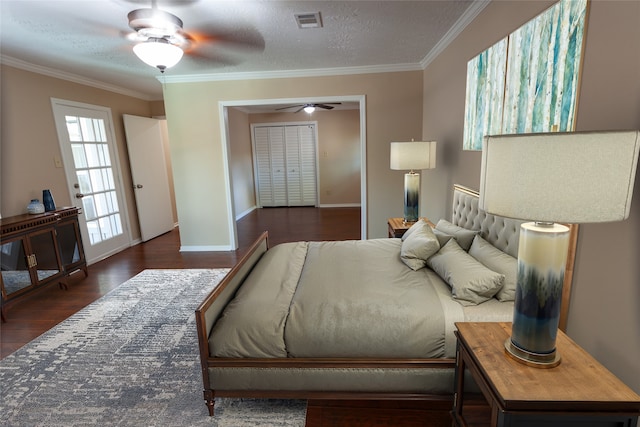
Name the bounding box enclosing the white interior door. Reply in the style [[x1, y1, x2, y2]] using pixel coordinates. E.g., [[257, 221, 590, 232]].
[[51, 99, 132, 264], [123, 115, 175, 242]]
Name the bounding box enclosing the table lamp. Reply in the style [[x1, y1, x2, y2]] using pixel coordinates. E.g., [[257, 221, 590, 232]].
[[390, 140, 437, 222], [479, 130, 640, 367]]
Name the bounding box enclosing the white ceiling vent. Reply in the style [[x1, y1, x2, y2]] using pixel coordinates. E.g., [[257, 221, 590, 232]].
[[295, 12, 323, 29]]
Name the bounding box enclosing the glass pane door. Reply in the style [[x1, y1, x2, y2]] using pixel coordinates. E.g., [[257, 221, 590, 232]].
[[51, 99, 131, 264], [65, 115, 123, 245]]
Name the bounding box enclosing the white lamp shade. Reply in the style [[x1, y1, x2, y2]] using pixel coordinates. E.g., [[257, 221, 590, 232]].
[[133, 39, 183, 70], [303, 106, 316, 114], [479, 130, 640, 223], [390, 141, 437, 170]]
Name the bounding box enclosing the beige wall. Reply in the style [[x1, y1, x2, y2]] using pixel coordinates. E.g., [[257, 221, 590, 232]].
[[0, 64, 157, 243], [227, 108, 256, 217], [162, 71, 423, 247], [248, 109, 361, 206], [423, 0, 640, 392]]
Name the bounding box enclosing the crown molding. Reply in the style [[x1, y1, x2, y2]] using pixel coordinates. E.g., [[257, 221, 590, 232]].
[[420, 0, 491, 68], [0, 55, 155, 101], [157, 62, 423, 84]]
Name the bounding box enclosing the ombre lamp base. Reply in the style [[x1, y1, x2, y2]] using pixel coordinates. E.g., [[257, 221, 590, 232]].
[[505, 338, 561, 368], [403, 172, 420, 222], [507, 222, 570, 368]]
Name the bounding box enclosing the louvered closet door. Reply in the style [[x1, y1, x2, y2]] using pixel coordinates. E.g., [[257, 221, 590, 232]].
[[253, 124, 317, 207], [254, 126, 287, 207], [287, 125, 317, 206]]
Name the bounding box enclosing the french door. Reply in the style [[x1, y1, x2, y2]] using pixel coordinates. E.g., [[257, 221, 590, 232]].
[[51, 99, 131, 264]]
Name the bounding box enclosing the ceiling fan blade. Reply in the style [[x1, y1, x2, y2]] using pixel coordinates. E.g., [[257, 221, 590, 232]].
[[275, 105, 303, 111], [294, 106, 306, 113], [317, 105, 335, 110], [181, 26, 265, 53]]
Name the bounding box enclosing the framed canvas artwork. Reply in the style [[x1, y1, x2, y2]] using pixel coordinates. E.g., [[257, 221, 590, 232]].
[[463, 0, 588, 150]]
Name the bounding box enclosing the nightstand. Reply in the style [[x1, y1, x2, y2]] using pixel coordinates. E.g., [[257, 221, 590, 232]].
[[452, 322, 640, 427], [387, 217, 434, 238]]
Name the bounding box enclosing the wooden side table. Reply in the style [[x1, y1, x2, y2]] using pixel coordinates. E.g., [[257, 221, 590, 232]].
[[452, 322, 640, 427], [387, 217, 434, 238]]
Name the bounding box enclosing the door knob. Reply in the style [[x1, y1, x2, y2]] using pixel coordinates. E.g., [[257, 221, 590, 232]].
[[134, 184, 143, 189], [75, 193, 85, 199]]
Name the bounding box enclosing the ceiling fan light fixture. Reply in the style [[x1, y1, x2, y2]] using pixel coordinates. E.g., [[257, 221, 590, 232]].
[[133, 38, 183, 72], [303, 105, 316, 114]]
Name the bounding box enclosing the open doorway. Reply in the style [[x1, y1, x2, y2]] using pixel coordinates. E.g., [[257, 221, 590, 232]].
[[220, 96, 367, 249]]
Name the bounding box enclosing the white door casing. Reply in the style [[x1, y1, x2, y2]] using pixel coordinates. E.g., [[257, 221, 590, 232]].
[[51, 98, 132, 264], [123, 114, 175, 242], [220, 95, 367, 244]]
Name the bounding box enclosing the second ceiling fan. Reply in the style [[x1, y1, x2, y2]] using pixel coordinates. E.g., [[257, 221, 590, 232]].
[[276, 103, 342, 113]]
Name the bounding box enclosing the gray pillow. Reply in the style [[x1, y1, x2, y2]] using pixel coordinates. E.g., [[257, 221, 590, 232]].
[[435, 219, 478, 251], [468, 235, 517, 301], [433, 229, 453, 247], [400, 221, 440, 270], [427, 239, 505, 306]]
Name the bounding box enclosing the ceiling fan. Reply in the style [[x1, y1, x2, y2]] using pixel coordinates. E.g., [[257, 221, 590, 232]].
[[124, 0, 264, 72], [276, 103, 342, 113]]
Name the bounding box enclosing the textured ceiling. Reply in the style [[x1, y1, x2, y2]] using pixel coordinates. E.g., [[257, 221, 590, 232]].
[[1, 0, 484, 100]]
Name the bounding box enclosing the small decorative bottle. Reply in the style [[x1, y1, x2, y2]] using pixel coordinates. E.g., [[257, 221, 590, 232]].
[[42, 189, 56, 212], [27, 199, 45, 214]]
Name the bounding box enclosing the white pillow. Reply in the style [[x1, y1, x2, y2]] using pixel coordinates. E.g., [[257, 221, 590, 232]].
[[401, 219, 428, 241], [427, 239, 505, 306], [469, 235, 518, 301], [400, 221, 440, 270]]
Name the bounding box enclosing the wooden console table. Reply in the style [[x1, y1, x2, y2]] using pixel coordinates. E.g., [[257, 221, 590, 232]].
[[452, 322, 640, 427], [1, 207, 87, 320]]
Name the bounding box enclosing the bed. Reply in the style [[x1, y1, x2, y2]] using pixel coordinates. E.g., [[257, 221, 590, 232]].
[[195, 185, 577, 416]]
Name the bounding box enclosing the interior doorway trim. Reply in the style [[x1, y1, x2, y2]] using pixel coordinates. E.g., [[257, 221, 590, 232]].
[[219, 95, 367, 249]]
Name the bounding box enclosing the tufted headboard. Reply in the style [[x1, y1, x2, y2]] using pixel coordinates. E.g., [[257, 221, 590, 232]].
[[449, 184, 578, 332], [451, 185, 523, 258]]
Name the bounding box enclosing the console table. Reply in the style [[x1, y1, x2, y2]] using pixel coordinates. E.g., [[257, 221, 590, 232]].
[[1, 207, 87, 320], [452, 322, 640, 427]]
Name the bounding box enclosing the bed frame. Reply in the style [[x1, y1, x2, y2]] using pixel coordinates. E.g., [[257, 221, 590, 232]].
[[195, 185, 578, 416]]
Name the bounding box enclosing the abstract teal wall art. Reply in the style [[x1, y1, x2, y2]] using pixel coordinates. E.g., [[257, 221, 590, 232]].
[[462, 38, 507, 151], [463, 0, 588, 150]]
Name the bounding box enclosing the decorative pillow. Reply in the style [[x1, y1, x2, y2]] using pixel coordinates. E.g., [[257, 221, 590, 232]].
[[426, 239, 505, 306], [435, 219, 478, 251], [400, 221, 440, 270], [401, 219, 428, 242], [433, 229, 453, 247], [469, 235, 517, 301]]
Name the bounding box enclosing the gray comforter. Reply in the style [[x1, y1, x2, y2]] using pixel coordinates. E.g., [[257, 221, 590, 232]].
[[209, 239, 449, 359]]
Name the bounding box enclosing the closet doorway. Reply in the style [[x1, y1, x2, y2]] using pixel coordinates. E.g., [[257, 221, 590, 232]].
[[220, 95, 367, 250], [252, 123, 318, 207]]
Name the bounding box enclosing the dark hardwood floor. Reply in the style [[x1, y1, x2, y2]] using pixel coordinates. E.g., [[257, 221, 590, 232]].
[[0, 206, 361, 359]]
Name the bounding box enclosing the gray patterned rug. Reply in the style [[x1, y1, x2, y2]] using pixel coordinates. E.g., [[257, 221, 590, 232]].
[[0, 269, 307, 426]]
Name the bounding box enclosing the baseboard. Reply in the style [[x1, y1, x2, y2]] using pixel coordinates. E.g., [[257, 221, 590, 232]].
[[235, 206, 257, 220], [318, 203, 361, 208], [180, 245, 234, 252]]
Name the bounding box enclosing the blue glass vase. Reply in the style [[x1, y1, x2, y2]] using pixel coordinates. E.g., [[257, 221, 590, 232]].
[[42, 189, 56, 212]]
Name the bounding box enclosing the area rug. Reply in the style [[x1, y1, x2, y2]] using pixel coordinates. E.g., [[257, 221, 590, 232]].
[[0, 269, 307, 426]]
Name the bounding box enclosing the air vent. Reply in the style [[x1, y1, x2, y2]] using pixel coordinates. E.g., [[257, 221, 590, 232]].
[[295, 12, 322, 29]]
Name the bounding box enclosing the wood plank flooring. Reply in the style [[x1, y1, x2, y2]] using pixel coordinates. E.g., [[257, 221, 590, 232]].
[[0, 206, 360, 358]]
